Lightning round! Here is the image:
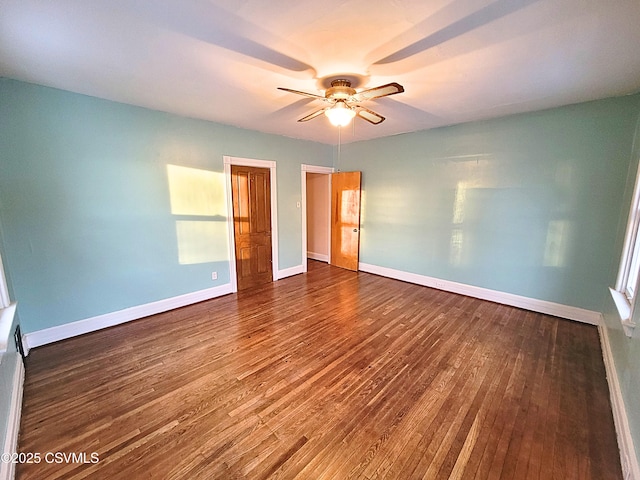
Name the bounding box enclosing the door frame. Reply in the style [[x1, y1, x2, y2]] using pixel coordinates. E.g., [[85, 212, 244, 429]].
[[224, 156, 278, 292], [301, 164, 334, 273]]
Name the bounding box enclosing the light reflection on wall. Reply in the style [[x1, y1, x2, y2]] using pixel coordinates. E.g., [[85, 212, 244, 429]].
[[543, 220, 571, 267], [450, 229, 464, 266], [167, 164, 228, 265], [541, 161, 575, 268], [452, 181, 467, 225], [359, 190, 367, 229], [450, 181, 467, 266]]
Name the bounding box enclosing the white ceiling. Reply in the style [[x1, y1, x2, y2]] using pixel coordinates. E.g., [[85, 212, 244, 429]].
[[2, 0, 640, 145]]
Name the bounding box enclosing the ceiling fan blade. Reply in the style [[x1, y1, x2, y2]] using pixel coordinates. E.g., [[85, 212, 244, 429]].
[[298, 108, 328, 122], [352, 83, 404, 102], [356, 106, 385, 125], [278, 87, 326, 100]]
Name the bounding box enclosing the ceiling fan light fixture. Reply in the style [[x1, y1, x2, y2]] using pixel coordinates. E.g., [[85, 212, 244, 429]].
[[325, 101, 355, 127], [280, 79, 403, 126]]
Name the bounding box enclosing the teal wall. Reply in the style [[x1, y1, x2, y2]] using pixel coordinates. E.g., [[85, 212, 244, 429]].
[[0, 78, 332, 334], [601, 109, 640, 464], [339, 95, 640, 312]]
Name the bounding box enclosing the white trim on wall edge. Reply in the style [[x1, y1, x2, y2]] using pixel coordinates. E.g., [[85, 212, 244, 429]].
[[23, 284, 233, 352], [358, 262, 601, 325], [307, 252, 329, 262], [0, 355, 24, 480], [0, 303, 17, 354], [598, 322, 640, 480], [277, 265, 304, 280]]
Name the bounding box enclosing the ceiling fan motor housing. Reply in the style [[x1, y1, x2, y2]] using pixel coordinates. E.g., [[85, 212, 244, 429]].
[[325, 79, 356, 100]]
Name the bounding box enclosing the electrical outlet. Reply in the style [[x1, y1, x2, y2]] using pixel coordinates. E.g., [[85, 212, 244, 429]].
[[211, 272, 217, 280]]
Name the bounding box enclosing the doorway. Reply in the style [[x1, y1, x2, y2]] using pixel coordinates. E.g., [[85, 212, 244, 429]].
[[224, 156, 278, 292], [306, 172, 331, 262], [301, 165, 333, 273], [231, 165, 273, 290], [301, 166, 362, 273]]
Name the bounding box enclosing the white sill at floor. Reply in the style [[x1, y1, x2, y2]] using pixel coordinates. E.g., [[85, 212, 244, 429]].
[[609, 288, 636, 338]]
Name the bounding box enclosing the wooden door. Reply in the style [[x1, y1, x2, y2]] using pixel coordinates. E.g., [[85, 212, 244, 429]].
[[331, 171, 361, 271], [231, 165, 273, 290]]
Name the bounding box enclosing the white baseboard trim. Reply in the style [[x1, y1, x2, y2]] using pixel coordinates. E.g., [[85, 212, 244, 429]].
[[598, 322, 640, 480], [0, 354, 25, 480], [277, 265, 304, 280], [358, 262, 601, 325], [307, 252, 329, 262], [24, 284, 233, 352]]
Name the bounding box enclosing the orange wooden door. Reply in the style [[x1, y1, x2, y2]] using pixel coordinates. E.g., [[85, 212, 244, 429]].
[[231, 165, 273, 290], [330, 171, 362, 271]]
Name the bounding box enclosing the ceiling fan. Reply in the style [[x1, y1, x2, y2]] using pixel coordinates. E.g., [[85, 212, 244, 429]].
[[278, 79, 404, 127]]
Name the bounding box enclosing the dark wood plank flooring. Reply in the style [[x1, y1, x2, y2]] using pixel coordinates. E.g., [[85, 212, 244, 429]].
[[16, 261, 622, 479]]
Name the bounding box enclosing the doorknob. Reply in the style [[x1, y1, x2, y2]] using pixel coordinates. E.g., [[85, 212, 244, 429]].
[[353, 228, 358, 232]]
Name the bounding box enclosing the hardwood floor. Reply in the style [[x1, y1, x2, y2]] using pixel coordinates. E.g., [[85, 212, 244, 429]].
[[16, 261, 622, 479]]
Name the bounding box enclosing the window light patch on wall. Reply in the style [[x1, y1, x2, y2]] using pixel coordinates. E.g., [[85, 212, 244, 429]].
[[167, 164, 226, 217], [166, 164, 229, 265]]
